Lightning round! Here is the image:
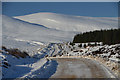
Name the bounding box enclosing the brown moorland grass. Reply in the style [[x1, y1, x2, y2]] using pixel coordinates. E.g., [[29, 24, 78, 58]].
[[2, 46, 29, 58]]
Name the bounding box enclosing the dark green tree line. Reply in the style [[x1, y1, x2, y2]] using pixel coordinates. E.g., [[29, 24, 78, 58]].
[[73, 28, 120, 45]]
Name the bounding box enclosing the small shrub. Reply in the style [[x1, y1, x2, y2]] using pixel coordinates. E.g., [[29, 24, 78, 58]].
[[2, 46, 7, 51], [83, 44, 87, 48], [70, 42, 75, 46], [2, 46, 29, 58], [78, 44, 82, 48]]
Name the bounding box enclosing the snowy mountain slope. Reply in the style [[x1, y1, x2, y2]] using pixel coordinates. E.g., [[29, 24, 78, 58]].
[[2, 15, 77, 44], [14, 12, 118, 32]]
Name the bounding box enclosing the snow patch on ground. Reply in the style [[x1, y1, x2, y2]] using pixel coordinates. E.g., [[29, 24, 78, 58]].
[[1, 45, 58, 79], [15, 38, 44, 46]]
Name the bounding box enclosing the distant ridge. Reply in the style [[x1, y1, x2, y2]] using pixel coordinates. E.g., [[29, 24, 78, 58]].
[[14, 12, 118, 32]]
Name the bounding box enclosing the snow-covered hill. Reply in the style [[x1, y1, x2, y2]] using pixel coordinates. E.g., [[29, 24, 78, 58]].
[[3, 12, 118, 49], [2, 15, 77, 44], [14, 12, 118, 32]]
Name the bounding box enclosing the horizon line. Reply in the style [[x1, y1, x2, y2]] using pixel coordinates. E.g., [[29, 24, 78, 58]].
[[12, 12, 118, 18]]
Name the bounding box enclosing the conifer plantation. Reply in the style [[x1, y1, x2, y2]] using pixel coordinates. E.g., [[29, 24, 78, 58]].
[[73, 28, 120, 45]]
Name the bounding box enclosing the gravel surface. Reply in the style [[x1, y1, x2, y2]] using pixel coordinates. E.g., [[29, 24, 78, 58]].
[[50, 58, 115, 78]]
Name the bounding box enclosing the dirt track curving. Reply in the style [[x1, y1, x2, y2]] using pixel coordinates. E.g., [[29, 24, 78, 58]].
[[50, 58, 115, 78]]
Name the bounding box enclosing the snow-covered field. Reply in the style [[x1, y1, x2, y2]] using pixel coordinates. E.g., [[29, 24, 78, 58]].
[[1, 12, 119, 78]]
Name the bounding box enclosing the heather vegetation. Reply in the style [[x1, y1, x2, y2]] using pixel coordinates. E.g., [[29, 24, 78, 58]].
[[2, 46, 29, 58]]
